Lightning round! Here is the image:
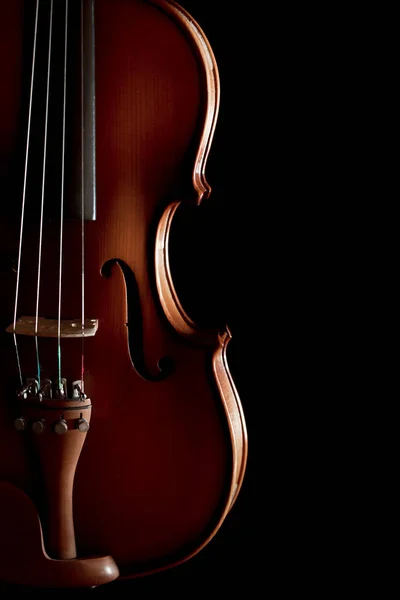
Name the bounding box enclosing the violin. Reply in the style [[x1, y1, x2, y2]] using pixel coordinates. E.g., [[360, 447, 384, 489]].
[[0, 0, 248, 589]]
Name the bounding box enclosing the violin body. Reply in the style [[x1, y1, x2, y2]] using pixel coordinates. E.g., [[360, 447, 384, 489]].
[[0, 0, 247, 588]]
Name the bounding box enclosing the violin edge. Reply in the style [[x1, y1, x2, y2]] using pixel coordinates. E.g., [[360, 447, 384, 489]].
[[117, 329, 248, 581], [150, 0, 220, 204]]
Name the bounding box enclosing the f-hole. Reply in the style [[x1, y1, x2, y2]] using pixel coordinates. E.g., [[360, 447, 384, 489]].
[[101, 258, 174, 382]]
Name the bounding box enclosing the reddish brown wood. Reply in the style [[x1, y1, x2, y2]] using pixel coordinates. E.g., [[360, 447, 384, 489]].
[[19, 397, 93, 560], [0, 482, 119, 588], [0, 0, 248, 588]]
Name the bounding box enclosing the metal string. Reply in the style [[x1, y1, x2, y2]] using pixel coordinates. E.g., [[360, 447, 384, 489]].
[[35, 0, 54, 389], [81, 0, 86, 391], [13, 0, 40, 387], [57, 0, 69, 392]]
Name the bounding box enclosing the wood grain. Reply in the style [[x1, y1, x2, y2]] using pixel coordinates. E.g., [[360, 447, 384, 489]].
[[0, 0, 248, 586]]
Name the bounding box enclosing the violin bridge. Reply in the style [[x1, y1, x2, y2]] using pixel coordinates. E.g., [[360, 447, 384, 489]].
[[6, 317, 98, 338]]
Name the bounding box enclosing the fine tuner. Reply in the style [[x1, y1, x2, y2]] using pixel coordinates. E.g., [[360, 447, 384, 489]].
[[16, 377, 88, 400], [14, 377, 91, 436], [0, 0, 248, 589]]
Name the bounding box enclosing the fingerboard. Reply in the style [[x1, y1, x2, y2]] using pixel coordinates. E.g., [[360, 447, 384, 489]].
[[18, 0, 96, 222]]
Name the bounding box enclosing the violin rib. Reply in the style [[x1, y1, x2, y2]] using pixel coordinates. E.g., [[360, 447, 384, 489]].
[[0, 0, 248, 588]]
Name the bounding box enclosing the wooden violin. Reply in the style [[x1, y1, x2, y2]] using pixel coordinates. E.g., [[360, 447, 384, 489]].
[[0, 0, 247, 589]]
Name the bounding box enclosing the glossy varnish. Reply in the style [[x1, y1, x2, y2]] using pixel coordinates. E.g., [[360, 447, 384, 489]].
[[0, 0, 247, 583]]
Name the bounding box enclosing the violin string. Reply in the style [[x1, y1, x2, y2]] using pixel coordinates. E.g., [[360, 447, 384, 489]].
[[57, 0, 69, 392], [13, 0, 40, 387], [81, 0, 85, 391], [35, 0, 54, 389]]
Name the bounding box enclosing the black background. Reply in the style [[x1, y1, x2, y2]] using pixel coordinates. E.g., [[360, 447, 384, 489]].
[[1, 0, 362, 595], [104, 1, 370, 595]]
